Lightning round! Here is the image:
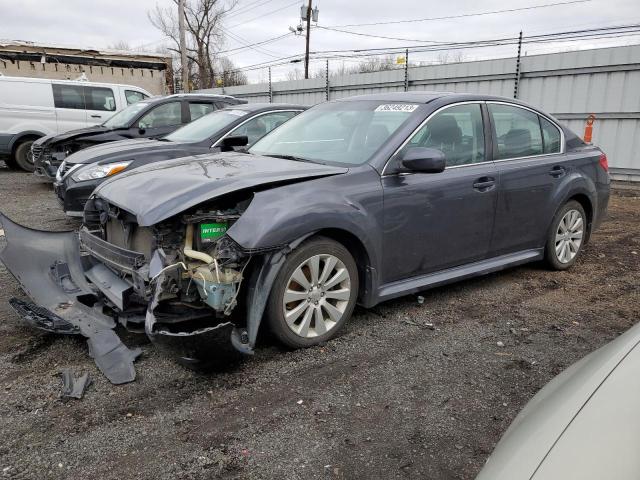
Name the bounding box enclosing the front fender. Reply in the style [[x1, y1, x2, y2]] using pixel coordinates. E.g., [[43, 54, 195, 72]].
[[227, 167, 383, 282]]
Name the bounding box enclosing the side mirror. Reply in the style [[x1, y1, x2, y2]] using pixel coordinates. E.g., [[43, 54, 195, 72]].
[[400, 147, 446, 173], [220, 135, 249, 152], [138, 127, 146, 135]]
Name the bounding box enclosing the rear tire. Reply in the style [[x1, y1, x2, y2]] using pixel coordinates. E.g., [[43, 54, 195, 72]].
[[266, 236, 358, 349], [545, 200, 587, 270], [14, 140, 36, 172]]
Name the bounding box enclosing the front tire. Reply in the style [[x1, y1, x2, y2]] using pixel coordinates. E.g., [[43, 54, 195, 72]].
[[266, 236, 358, 348], [545, 200, 586, 270], [14, 140, 36, 172]]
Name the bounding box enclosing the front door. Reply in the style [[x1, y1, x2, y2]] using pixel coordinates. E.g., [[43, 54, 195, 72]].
[[134, 101, 184, 138], [381, 103, 498, 283]]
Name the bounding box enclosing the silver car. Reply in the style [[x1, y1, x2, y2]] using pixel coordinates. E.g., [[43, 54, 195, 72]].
[[477, 322, 640, 480]]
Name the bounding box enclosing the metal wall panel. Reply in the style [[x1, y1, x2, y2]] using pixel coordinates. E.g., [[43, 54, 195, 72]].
[[200, 45, 640, 178]]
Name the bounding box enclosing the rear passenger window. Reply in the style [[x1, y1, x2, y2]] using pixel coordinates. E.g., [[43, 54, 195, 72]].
[[189, 102, 215, 121], [125, 90, 148, 105], [52, 84, 85, 109], [489, 104, 543, 159], [404, 103, 485, 167], [85, 87, 116, 111], [540, 117, 561, 153]]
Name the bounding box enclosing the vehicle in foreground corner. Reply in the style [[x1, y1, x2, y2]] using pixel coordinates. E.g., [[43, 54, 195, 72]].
[[54, 103, 306, 216], [0, 92, 609, 384], [32, 93, 247, 177], [476, 321, 640, 480]]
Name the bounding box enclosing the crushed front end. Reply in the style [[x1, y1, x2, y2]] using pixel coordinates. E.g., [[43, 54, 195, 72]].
[[81, 196, 258, 367], [0, 192, 278, 382]]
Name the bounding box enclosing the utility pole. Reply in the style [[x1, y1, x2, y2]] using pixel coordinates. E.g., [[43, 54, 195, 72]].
[[178, 0, 189, 92], [304, 0, 312, 79]]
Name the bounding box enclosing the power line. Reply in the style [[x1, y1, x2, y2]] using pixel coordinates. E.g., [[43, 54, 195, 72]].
[[325, 0, 592, 28], [227, 0, 300, 28], [221, 24, 640, 73], [226, 0, 278, 19], [218, 29, 292, 56]]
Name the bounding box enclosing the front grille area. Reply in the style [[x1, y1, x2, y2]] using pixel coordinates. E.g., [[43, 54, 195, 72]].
[[80, 228, 146, 275], [59, 161, 74, 177], [31, 144, 52, 165]]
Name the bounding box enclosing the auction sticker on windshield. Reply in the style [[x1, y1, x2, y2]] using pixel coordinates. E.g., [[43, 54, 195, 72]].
[[374, 104, 419, 112]]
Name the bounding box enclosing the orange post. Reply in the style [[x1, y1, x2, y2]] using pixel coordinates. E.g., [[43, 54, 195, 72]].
[[583, 114, 596, 143]]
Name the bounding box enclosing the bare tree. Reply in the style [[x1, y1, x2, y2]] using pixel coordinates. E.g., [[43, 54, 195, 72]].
[[148, 0, 236, 89], [216, 56, 247, 86], [286, 68, 304, 81], [109, 40, 131, 51]]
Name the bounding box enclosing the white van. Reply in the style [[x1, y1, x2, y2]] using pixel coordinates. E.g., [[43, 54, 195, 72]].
[[0, 75, 151, 170]]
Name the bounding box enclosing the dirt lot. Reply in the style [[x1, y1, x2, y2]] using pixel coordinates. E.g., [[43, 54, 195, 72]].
[[0, 165, 638, 480]]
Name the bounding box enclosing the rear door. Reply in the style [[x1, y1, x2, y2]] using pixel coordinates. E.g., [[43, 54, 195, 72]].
[[487, 102, 566, 256], [381, 102, 498, 282], [83, 86, 117, 125], [51, 83, 87, 132]]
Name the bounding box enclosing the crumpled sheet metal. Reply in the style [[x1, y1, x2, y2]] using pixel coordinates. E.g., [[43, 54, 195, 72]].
[[0, 212, 140, 384]]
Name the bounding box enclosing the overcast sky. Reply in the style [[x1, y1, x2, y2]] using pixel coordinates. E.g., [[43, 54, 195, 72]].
[[2, 0, 639, 82]]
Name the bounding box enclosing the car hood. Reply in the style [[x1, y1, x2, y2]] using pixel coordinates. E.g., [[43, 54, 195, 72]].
[[38, 125, 112, 146], [93, 151, 349, 226], [476, 321, 640, 480], [65, 138, 169, 165]]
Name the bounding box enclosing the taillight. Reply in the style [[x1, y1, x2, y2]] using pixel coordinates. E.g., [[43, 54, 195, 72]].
[[599, 153, 608, 172]]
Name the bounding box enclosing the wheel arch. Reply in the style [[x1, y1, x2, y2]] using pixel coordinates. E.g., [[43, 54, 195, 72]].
[[9, 131, 45, 158], [311, 228, 376, 306], [567, 193, 594, 242]]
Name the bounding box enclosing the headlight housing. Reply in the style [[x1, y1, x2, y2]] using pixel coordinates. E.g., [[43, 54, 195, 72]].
[[72, 161, 132, 182]]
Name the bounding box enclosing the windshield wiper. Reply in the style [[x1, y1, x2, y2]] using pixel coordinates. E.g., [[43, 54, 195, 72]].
[[261, 153, 314, 163]]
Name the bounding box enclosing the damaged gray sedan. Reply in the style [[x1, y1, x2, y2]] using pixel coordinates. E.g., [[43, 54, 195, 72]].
[[0, 92, 609, 383]]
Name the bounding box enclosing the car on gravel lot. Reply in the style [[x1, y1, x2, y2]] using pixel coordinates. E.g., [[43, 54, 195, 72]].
[[31, 93, 246, 177], [477, 321, 640, 480], [54, 103, 306, 216], [0, 92, 610, 383], [0, 75, 151, 172]]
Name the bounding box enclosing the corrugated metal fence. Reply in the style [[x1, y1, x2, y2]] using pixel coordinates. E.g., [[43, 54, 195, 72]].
[[201, 45, 640, 180]]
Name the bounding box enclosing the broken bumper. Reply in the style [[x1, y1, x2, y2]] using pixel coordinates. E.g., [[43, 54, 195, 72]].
[[0, 212, 256, 382]]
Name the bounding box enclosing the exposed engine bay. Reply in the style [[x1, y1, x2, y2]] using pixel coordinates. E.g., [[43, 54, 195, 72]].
[[0, 194, 289, 384]]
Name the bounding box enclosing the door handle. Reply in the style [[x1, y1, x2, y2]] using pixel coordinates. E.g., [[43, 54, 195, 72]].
[[473, 177, 496, 192], [549, 165, 566, 177], [90, 114, 102, 118]]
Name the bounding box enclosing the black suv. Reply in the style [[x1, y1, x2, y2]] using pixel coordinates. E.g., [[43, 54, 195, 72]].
[[32, 93, 246, 179]]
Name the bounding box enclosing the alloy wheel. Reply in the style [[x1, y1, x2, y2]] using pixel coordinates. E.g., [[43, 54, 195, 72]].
[[282, 254, 351, 338], [555, 209, 584, 263]]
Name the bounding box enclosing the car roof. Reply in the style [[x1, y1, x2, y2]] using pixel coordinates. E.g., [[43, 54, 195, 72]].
[[228, 102, 308, 112], [333, 91, 537, 106], [162, 93, 241, 101]]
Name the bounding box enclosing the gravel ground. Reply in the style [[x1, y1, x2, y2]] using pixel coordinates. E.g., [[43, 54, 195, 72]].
[[0, 164, 638, 479]]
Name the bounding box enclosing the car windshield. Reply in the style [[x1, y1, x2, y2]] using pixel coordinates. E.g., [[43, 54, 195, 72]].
[[249, 100, 419, 165], [164, 109, 249, 143], [102, 101, 150, 128]]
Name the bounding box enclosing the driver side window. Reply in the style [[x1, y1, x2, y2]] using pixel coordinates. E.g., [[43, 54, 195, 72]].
[[138, 102, 182, 129], [404, 104, 485, 167]]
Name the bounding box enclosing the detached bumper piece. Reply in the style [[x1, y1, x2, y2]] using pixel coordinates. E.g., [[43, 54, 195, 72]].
[[0, 212, 140, 384]]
